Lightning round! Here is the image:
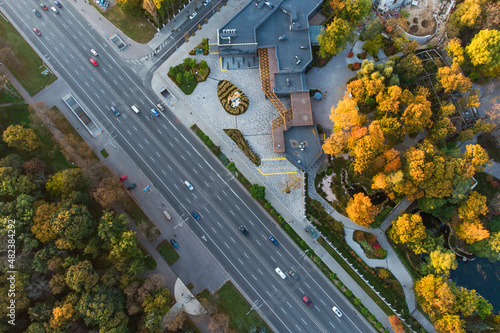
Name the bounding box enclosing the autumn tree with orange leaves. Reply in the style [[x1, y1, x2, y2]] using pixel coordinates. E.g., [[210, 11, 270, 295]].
[[346, 193, 380, 227]]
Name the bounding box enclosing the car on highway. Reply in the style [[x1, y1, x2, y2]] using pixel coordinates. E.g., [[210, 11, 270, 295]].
[[184, 180, 194, 191], [289, 270, 299, 280], [188, 12, 197, 19], [171, 239, 179, 249], [33, 28, 41, 36], [156, 103, 165, 112], [40, 3, 48, 10], [51, 6, 59, 13], [54, 1, 62, 8], [90, 58, 98, 66], [91, 49, 99, 56], [275, 267, 286, 279], [303, 296, 313, 306], [151, 108, 159, 117], [33, 9, 42, 17], [191, 210, 200, 220], [110, 106, 120, 116], [131, 105, 140, 113], [127, 183, 136, 190], [203, 0, 211, 5], [119, 174, 128, 182], [332, 306, 342, 317], [239, 226, 249, 236], [269, 236, 279, 246]]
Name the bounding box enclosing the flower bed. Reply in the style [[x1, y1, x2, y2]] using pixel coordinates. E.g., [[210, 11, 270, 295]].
[[353, 230, 388, 259], [217, 80, 249, 115], [223, 129, 261, 166]]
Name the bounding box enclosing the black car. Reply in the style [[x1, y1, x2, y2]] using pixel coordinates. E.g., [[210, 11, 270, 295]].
[[239, 226, 249, 236], [127, 183, 136, 190], [33, 9, 42, 17]]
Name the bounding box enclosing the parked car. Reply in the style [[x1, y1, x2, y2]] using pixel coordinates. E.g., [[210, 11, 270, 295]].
[[191, 210, 199, 220], [151, 108, 159, 117], [269, 236, 279, 246], [203, 0, 211, 5], [33, 9, 42, 17], [289, 270, 299, 280], [90, 58, 98, 66], [119, 174, 128, 182], [91, 49, 99, 56], [332, 306, 342, 317], [40, 3, 48, 10], [239, 226, 249, 236], [110, 106, 120, 116], [303, 296, 313, 306], [127, 183, 136, 190], [54, 1, 62, 8], [33, 28, 41, 36], [156, 103, 164, 112], [275, 267, 286, 279], [305, 225, 317, 238], [170, 239, 179, 249], [184, 180, 194, 191], [188, 12, 197, 19]]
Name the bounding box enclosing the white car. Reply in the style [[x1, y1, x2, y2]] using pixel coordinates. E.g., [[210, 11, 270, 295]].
[[188, 12, 197, 19], [332, 306, 342, 317], [275, 267, 286, 279], [131, 105, 140, 113], [203, 0, 211, 5], [184, 180, 194, 191], [91, 49, 99, 56]]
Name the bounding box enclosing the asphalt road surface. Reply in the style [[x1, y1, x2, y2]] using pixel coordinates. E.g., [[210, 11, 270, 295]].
[[2, 2, 375, 332]]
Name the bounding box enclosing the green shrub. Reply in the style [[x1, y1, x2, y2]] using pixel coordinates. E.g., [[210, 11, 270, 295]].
[[361, 307, 369, 316], [250, 184, 265, 201], [264, 202, 272, 210], [338, 281, 344, 288], [345, 289, 353, 298], [376, 322, 382, 329], [354, 298, 361, 305], [369, 314, 376, 321], [330, 272, 337, 280]]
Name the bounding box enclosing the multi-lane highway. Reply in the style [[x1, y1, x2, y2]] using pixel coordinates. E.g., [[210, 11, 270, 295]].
[[2, 1, 375, 332]]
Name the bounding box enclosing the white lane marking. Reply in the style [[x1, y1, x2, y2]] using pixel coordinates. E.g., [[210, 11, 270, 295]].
[[304, 282, 311, 288], [217, 222, 222, 228], [185, 197, 191, 204], [277, 251, 282, 257], [144, 139, 149, 144], [132, 126, 138, 131], [252, 274, 257, 281], [320, 299, 326, 306], [150, 157, 155, 162], [299, 288, 304, 293], [127, 130, 132, 136], [211, 227, 217, 233], [204, 181, 209, 187], [216, 195, 222, 201], [193, 168, 198, 174], [209, 175, 214, 181], [286, 301, 292, 308], [243, 252, 249, 259], [314, 305, 320, 312], [138, 143, 143, 149], [157, 129, 162, 134], [329, 322, 336, 329], [249, 220, 255, 226], [161, 170, 166, 175], [281, 307, 287, 314], [85, 81, 89, 87], [174, 137, 179, 142], [173, 184, 179, 189], [270, 256, 276, 263], [235, 204, 240, 210], [266, 290, 272, 297], [180, 155, 186, 160], [255, 239, 261, 246], [224, 242, 230, 249], [238, 258, 244, 265], [187, 150, 191, 156], [169, 141, 173, 147], [156, 152, 161, 157], [230, 237, 236, 243], [167, 165, 172, 171], [295, 325, 302, 332], [257, 269, 263, 275], [229, 210, 235, 216], [272, 285, 278, 292], [301, 318, 307, 325], [222, 190, 227, 196]]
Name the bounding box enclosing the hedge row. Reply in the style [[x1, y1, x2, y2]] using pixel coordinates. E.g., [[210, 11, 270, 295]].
[[223, 129, 260, 166]]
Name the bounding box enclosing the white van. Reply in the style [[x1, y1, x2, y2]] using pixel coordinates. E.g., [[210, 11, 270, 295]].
[[163, 210, 172, 220], [131, 105, 140, 113]]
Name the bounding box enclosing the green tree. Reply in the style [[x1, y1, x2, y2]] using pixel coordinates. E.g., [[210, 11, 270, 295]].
[[360, 18, 383, 41], [250, 184, 265, 201], [108, 230, 143, 261], [397, 53, 423, 84], [65, 260, 99, 292], [363, 34, 384, 58], [0, 168, 35, 199], [331, 0, 372, 25], [77, 285, 128, 332], [426, 249, 457, 277], [318, 18, 355, 58], [98, 212, 128, 245], [116, 0, 143, 17], [45, 168, 91, 197], [466, 29, 500, 77], [2, 125, 40, 151], [50, 203, 96, 250]]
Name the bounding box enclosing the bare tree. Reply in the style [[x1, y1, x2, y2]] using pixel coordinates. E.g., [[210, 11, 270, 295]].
[[0, 74, 21, 99], [164, 310, 187, 331], [279, 174, 303, 194], [208, 312, 230, 333], [199, 294, 219, 316], [29, 102, 59, 130], [485, 102, 500, 132]]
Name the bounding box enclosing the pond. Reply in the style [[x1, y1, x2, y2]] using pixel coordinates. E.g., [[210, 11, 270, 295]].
[[450, 257, 500, 312]]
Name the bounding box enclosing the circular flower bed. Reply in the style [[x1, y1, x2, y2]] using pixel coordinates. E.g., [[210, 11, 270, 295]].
[[217, 80, 249, 115]]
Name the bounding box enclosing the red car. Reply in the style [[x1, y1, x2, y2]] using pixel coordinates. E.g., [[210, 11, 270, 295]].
[[303, 296, 312, 307], [119, 175, 128, 182], [90, 58, 98, 66], [33, 28, 41, 36], [40, 2, 48, 10]]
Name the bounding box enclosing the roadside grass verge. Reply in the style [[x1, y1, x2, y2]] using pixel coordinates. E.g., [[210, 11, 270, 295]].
[[0, 83, 22, 104], [156, 240, 180, 265], [0, 16, 57, 95], [99, 6, 156, 43]]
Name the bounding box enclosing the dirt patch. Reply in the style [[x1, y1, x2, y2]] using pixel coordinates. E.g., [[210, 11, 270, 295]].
[[404, 0, 438, 36]]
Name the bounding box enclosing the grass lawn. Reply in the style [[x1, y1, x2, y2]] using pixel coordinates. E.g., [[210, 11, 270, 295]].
[[156, 240, 180, 265], [0, 17, 57, 95], [179, 81, 198, 95], [216, 282, 272, 333], [0, 83, 22, 104], [101, 6, 156, 43], [0, 103, 70, 171]]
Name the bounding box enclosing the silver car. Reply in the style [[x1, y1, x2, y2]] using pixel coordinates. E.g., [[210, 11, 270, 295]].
[[275, 267, 286, 279]]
